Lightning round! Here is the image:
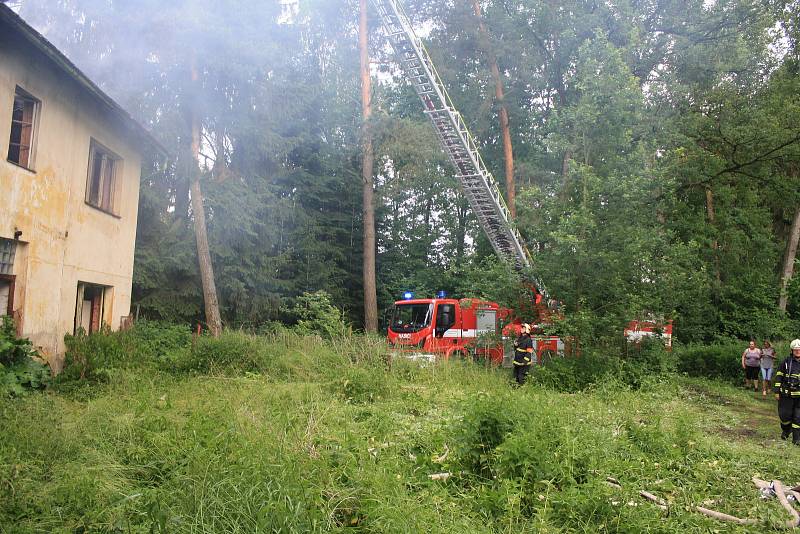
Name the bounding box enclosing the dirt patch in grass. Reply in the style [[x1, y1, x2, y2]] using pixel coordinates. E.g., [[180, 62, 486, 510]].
[[681, 383, 733, 406], [717, 424, 758, 440], [682, 381, 778, 442]]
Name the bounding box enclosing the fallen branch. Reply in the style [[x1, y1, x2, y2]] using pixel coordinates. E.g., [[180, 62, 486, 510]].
[[608, 475, 800, 527], [605, 477, 666, 510], [428, 472, 451, 481], [774, 480, 800, 529], [640, 490, 668, 510], [695, 506, 757, 525]]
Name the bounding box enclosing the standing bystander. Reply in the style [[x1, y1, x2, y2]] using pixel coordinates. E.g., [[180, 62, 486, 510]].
[[742, 340, 762, 392]]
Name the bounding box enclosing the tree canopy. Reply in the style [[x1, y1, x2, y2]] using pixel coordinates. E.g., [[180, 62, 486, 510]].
[[13, 0, 800, 343]]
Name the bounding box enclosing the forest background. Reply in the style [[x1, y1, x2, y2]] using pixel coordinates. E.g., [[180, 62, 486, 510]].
[[8, 0, 800, 344]]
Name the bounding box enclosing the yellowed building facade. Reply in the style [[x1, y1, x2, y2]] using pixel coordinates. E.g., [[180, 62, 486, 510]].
[[0, 6, 163, 369]]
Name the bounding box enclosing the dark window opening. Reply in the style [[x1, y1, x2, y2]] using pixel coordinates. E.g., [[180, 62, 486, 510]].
[[86, 140, 121, 215]]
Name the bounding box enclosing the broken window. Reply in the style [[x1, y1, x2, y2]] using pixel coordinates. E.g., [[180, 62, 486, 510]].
[[0, 239, 16, 316], [6, 87, 39, 169], [74, 282, 110, 334], [85, 140, 121, 215]]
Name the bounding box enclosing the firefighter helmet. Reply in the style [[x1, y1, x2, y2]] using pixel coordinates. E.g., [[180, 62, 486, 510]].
[[791, 339, 800, 350]]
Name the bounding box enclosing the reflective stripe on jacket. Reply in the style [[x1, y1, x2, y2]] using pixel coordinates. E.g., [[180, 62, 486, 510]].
[[513, 334, 534, 366], [774, 356, 800, 397]]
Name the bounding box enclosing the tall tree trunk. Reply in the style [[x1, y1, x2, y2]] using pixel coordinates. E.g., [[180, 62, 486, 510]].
[[471, 0, 515, 217], [360, 0, 378, 333], [779, 205, 800, 312], [189, 64, 222, 337]]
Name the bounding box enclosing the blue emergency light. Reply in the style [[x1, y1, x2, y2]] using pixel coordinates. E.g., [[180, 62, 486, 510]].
[[436, 290, 447, 299], [402, 291, 414, 300]]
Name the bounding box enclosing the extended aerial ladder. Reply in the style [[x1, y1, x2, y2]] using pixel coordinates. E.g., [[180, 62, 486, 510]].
[[370, 0, 549, 302]]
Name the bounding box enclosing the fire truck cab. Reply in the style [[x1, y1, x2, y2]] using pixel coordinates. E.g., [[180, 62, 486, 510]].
[[387, 297, 508, 361]]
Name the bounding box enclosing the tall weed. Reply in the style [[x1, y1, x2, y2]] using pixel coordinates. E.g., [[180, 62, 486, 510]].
[[452, 392, 517, 478], [62, 327, 129, 382]]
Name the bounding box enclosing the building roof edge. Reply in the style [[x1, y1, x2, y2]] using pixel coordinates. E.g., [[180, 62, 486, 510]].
[[0, 4, 170, 158]]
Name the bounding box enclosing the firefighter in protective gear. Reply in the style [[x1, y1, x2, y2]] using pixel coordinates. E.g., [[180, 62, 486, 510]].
[[773, 339, 800, 443], [512, 323, 534, 385]]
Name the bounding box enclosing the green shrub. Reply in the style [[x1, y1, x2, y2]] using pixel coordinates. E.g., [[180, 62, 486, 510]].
[[675, 342, 744, 383], [126, 320, 192, 361], [527, 353, 623, 392], [0, 316, 49, 396], [494, 411, 586, 486], [291, 290, 350, 339], [529, 343, 676, 392], [0, 316, 35, 366], [491, 412, 601, 522], [172, 331, 264, 374], [59, 322, 190, 385], [256, 320, 289, 336], [620, 339, 678, 390]]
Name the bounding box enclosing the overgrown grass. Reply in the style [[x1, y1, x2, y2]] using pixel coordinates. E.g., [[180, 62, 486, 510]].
[[2, 327, 798, 532]]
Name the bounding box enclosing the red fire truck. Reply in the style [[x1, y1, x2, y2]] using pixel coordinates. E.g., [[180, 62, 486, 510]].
[[386, 294, 564, 364]]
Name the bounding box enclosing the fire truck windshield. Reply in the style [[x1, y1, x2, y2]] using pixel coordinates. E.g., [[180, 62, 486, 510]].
[[390, 303, 433, 333]]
